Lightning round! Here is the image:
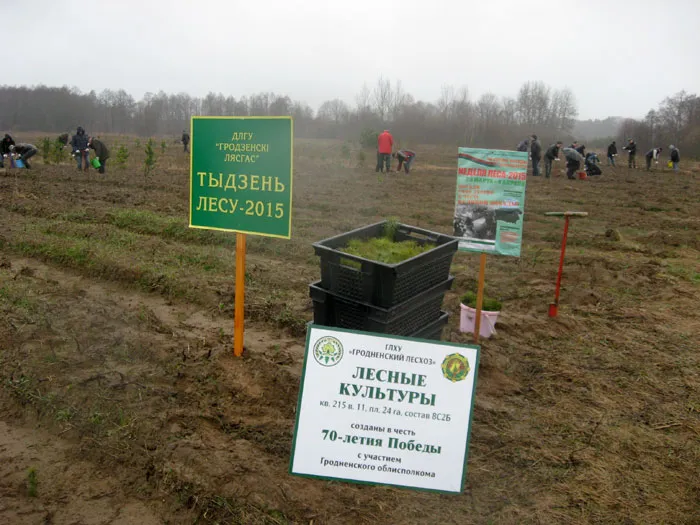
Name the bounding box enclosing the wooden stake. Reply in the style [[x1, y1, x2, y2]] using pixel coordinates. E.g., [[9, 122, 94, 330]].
[[473, 252, 487, 344], [234, 233, 246, 356]]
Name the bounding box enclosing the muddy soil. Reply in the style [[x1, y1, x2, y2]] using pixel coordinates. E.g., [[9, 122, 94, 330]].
[[0, 139, 698, 524]]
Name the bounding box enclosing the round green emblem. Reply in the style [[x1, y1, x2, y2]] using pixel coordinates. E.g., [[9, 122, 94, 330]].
[[313, 336, 344, 367], [441, 353, 470, 382]]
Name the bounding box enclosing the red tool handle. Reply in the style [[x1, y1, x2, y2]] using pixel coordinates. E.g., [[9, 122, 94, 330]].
[[553, 216, 570, 307]]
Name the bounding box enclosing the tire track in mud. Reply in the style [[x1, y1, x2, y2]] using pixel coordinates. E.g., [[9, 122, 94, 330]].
[[0, 420, 163, 525], [0, 256, 316, 524]]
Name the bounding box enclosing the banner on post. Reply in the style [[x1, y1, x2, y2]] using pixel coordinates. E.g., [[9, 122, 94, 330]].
[[454, 148, 528, 256], [189, 116, 293, 238], [290, 325, 480, 493]]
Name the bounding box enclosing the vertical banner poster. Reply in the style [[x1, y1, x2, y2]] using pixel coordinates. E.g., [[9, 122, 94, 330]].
[[189, 116, 293, 238], [454, 148, 528, 256], [290, 325, 480, 493]]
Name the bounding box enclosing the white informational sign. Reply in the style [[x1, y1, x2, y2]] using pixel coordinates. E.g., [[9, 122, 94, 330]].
[[290, 325, 480, 493]]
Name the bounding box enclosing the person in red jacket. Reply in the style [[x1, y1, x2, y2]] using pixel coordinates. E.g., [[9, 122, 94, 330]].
[[376, 129, 393, 173]]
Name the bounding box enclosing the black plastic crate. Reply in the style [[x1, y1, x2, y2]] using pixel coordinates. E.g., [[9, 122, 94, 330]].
[[313, 221, 458, 308], [310, 276, 454, 336], [411, 311, 449, 341]]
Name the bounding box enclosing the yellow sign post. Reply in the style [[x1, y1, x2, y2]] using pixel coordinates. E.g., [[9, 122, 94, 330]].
[[234, 233, 247, 356]]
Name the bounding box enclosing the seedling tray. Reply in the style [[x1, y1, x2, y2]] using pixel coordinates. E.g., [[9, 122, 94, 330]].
[[411, 311, 449, 341], [313, 221, 458, 307], [310, 276, 454, 336]]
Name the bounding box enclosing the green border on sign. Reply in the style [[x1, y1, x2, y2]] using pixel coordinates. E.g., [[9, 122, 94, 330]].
[[288, 324, 481, 494], [189, 116, 294, 239], [455, 147, 527, 256]]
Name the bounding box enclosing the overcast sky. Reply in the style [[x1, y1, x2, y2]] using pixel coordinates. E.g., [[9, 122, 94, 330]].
[[3, 0, 698, 120]]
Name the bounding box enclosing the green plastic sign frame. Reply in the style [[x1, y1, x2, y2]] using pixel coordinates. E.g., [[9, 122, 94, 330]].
[[290, 325, 480, 493]]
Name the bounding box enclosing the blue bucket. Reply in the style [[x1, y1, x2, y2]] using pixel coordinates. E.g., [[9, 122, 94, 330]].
[[14, 159, 25, 169]]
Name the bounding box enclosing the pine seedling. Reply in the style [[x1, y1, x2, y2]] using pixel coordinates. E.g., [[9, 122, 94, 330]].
[[143, 138, 156, 185], [115, 144, 130, 169], [40, 137, 52, 165]]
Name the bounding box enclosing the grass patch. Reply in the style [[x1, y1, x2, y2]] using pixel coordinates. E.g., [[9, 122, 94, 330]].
[[0, 284, 39, 314], [664, 264, 700, 284], [107, 209, 234, 246]]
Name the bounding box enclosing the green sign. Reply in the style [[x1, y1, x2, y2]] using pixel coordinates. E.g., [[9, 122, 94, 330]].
[[189, 117, 293, 238], [454, 148, 528, 256]]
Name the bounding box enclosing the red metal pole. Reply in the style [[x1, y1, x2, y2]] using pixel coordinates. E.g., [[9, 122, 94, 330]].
[[549, 216, 570, 317]]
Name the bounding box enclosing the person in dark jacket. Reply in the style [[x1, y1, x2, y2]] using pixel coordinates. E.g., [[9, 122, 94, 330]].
[[392, 149, 416, 174], [669, 145, 680, 172], [181, 130, 190, 153], [10, 143, 38, 169], [0, 133, 16, 168], [607, 141, 617, 166], [516, 139, 530, 152], [622, 139, 637, 168], [70, 126, 90, 170], [543, 141, 563, 179], [645, 147, 663, 171], [88, 137, 110, 174], [585, 152, 602, 176], [530, 134, 542, 176], [575, 144, 586, 157], [562, 147, 585, 180]]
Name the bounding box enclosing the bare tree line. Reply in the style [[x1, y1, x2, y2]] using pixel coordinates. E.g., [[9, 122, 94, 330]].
[[26, 81, 700, 154], [0, 80, 578, 149], [0, 86, 308, 137], [617, 91, 700, 157], [318, 79, 579, 147]]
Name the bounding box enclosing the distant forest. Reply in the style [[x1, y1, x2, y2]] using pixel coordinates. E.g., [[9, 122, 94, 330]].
[[573, 117, 624, 141], [1, 82, 697, 155]]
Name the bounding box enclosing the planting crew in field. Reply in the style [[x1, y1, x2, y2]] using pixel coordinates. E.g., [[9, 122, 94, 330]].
[[607, 141, 617, 166], [669, 145, 680, 172], [71, 126, 90, 170], [181, 130, 190, 153], [88, 137, 110, 174], [1, 133, 16, 168], [645, 147, 663, 171], [530, 134, 542, 176], [393, 149, 416, 174], [376, 129, 393, 173], [9, 143, 38, 169], [561, 147, 585, 180], [622, 138, 637, 168], [543, 141, 563, 179]]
